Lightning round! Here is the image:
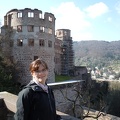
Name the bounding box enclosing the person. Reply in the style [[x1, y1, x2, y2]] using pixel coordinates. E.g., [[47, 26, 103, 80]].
[[14, 58, 63, 120]]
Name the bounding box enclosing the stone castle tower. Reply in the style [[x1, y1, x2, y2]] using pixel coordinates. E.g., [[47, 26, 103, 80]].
[[56, 29, 74, 75], [1, 8, 56, 85]]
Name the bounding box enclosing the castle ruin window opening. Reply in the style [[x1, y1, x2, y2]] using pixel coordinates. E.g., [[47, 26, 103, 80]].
[[64, 31, 67, 36], [39, 26, 44, 33], [48, 40, 52, 47], [28, 25, 34, 32], [17, 25, 22, 32], [48, 16, 52, 22], [28, 39, 34, 46], [39, 39, 45, 46], [39, 13, 42, 18], [42, 12, 44, 19], [17, 39, 23, 46], [17, 12, 22, 18], [28, 12, 34, 17], [34, 56, 38, 60], [48, 28, 52, 34]]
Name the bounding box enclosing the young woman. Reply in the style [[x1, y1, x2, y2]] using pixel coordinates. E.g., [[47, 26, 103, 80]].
[[14, 58, 62, 120]]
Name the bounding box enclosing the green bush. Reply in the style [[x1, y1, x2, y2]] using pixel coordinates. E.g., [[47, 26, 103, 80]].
[[55, 75, 71, 82], [0, 55, 20, 94], [85, 80, 120, 117], [107, 81, 120, 117]]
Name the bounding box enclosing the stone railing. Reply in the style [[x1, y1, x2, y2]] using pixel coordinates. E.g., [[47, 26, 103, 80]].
[[0, 80, 82, 120], [0, 80, 120, 120], [48, 80, 85, 115], [0, 91, 80, 120]]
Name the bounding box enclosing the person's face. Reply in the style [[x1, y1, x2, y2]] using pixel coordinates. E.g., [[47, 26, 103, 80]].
[[32, 64, 48, 84]]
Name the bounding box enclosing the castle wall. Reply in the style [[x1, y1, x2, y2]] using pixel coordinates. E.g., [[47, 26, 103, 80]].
[[54, 38, 63, 75], [3, 8, 56, 84]]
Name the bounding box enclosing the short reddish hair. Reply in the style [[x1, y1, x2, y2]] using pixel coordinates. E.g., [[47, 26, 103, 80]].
[[29, 58, 48, 73]]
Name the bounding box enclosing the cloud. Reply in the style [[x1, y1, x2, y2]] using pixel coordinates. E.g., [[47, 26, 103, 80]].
[[115, 1, 120, 14], [50, 2, 92, 41], [107, 17, 112, 22], [0, 18, 3, 28], [74, 32, 93, 41], [0, 9, 5, 26], [84, 2, 109, 19]]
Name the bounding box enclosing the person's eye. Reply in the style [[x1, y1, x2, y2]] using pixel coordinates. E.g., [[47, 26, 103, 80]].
[[35, 69, 46, 73]]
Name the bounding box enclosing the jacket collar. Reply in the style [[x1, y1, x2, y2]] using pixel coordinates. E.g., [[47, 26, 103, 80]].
[[25, 80, 48, 92]]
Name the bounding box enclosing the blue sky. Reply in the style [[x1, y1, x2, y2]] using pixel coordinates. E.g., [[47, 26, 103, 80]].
[[0, 0, 120, 41]]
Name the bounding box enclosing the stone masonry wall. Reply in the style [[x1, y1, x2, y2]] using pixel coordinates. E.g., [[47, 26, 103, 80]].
[[4, 8, 56, 85], [49, 80, 83, 117]]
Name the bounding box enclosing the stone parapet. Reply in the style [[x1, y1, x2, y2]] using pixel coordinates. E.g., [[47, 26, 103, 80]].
[[0, 90, 79, 120], [0, 80, 120, 120]]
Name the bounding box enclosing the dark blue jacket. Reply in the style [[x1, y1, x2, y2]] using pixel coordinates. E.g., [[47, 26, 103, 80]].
[[14, 81, 62, 120]]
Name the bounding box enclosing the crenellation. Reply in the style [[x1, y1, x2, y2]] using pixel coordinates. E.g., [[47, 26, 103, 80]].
[[5, 9, 55, 29]]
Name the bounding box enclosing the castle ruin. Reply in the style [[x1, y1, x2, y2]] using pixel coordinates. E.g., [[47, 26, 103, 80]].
[[1, 8, 74, 85]]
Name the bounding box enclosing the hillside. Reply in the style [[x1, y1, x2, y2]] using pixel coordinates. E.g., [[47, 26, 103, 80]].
[[73, 40, 120, 71]]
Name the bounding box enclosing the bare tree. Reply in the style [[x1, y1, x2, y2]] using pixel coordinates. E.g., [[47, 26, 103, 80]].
[[59, 81, 108, 120]]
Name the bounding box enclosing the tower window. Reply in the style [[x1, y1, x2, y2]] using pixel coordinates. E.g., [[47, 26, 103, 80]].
[[17, 39, 23, 46], [28, 39, 34, 46], [39, 39, 45, 46], [48, 28, 52, 34], [39, 13, 42, 18], [17, 25, 22, 32], [39, 26, 44, 33], [28, 12, 34, 17], [64, 31, 67, 36], [17, 12, 22, 18], [34, 56, 38, 60], [28, 25, 34, 32], [48, 40, 52, 47], [48, 16, 52, 22]]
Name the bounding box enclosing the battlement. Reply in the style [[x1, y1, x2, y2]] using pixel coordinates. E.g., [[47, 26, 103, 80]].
[[4, 8, 55, 27]]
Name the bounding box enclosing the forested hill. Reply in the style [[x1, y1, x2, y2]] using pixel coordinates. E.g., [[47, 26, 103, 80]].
[[73, 40, 120, 70]]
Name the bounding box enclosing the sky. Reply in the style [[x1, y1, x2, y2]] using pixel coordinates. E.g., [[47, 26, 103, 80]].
[[0, 0, 120, 41]]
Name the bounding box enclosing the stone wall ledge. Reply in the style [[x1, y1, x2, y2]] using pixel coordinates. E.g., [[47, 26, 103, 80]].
[[0, 91, 79, 120], [0, 80, 120, 120]]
